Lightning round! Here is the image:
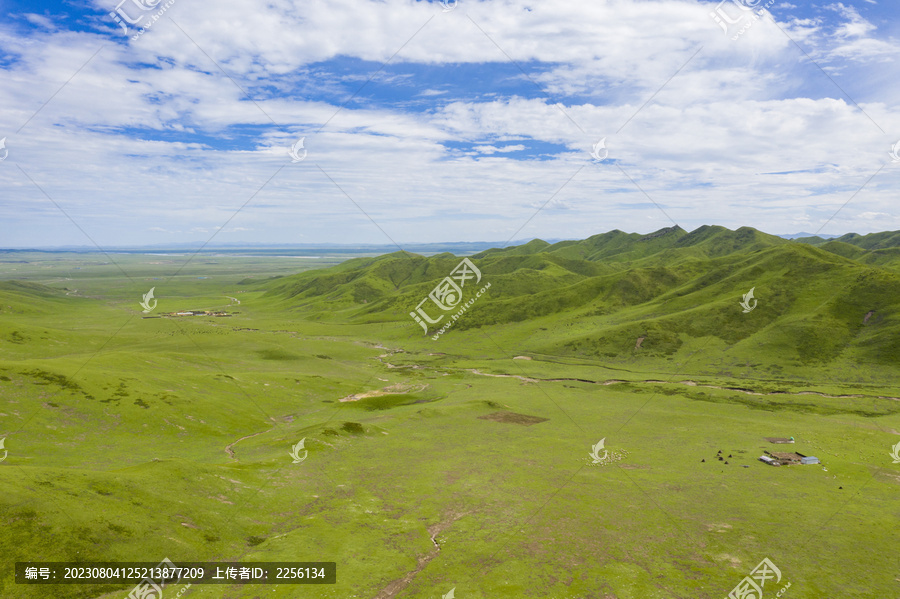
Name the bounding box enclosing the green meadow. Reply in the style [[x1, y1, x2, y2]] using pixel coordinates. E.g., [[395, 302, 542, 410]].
[[1, 227, 899, 598]]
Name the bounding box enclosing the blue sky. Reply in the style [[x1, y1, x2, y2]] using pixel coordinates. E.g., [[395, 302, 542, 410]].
[[0, 0, 898, 247]]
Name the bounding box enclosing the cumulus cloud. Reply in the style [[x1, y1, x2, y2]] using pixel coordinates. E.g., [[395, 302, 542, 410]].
[[0, 0, 897, 246]]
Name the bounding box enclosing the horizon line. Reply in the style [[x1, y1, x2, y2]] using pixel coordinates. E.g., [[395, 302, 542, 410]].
[[0, 226, 855, 252]]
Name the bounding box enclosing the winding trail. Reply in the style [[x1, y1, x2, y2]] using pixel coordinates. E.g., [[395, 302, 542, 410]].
[[225, 429, 271, 460], [374, 512, 467, 599], [461, 369, 900, 401], [374, 349, 900, 402]]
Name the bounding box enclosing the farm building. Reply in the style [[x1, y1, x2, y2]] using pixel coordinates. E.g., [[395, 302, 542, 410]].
[[760, 451, 821, 466], [767, 451, 802, 465], [166, 310, 231, 317]]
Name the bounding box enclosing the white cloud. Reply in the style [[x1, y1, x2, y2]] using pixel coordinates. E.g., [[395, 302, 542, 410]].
[[0, 0, 897, 246], [472, 144, 527, 154], [822, 2, 896, 62], [22, 14, 57, 30]]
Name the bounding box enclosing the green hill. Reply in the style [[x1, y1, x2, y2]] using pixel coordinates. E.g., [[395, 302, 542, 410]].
[[258, 226, 900, 383], [797, 232, 900, 269], [796, 229, 900, 250], [2, 242, 899, 598], [830, 230, 900, 250]]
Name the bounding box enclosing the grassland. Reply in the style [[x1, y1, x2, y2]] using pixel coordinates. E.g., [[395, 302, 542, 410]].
[[1, 231, 899, 598]]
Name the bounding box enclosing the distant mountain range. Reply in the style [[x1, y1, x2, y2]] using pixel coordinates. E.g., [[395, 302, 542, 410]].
[[777, 232, 841, 240], [0, 229, 865, 254], [5, 225, 900, 383], [249, 224, 900, 382], [0, 241, 537, 255]]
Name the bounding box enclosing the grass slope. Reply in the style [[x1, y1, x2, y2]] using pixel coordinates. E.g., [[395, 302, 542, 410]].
[[1, 238, 899, 599]]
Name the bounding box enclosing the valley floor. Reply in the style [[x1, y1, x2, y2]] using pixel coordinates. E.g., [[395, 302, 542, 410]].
[[1, 254, 898, 598]]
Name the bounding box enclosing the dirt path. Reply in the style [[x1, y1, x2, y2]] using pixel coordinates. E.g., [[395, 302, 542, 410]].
[[467, 368, 538, 383], [374, 511, 467, 599], [376, 353, 900, 402], [225, 429, 271, 460]]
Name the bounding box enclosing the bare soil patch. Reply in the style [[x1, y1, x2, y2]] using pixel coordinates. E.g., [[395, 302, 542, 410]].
[[478, 411, 548, 426], [339, 382, 427, 403]]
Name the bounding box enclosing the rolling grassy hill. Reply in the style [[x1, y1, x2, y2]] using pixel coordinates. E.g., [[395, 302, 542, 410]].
[[255, 226, 900, 386], [2, 233, 899, 598]]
